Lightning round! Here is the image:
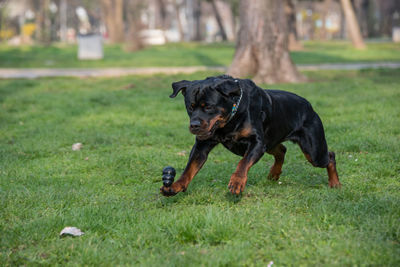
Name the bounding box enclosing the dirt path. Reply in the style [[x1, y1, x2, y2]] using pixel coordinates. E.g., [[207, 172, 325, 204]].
[[0, 62, 399, 79]]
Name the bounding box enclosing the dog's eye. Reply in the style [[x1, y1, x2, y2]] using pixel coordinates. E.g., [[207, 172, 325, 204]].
[[189, 103, 195, 111]]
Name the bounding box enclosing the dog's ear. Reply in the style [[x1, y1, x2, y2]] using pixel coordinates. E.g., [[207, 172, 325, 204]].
[[213, 79, 241, 98], [170, 80, 190, 98]]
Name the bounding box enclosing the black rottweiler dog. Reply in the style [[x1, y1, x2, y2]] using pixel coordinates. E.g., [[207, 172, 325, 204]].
[[160, 75, 340, 196]]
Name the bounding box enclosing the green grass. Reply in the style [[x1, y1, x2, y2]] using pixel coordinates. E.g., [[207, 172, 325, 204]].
[[290, 41, 400, 64], [1, 69, 400, 265], [0, 41, 400, 68], [0, 42, 234, 68]]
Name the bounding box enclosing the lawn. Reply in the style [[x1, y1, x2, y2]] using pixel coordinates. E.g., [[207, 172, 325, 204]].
[[0, 41, 399, 68], [0, 69, 399, 265]]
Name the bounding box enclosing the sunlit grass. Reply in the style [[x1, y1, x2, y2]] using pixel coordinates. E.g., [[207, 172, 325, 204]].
[[0, 41, 399, 68]]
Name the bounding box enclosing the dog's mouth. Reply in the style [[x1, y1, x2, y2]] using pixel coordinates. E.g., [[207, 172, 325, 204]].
[[192, 120, 222, 140], [195, 132, 213, 140]]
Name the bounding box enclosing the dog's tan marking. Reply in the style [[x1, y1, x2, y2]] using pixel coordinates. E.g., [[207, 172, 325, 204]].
[[267, 144, 286, 180], [327, 152, 341, 188], [160, 159, 202, 196], [327, 162, 341, 188], [207, 115, 224, 132], [228, 157, 254, 194], [176, 159, 200, 188], [234, 123, 253, 140]]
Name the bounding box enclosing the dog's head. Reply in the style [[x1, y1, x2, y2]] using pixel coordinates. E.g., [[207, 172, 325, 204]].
[[170, 75, 242, 140]]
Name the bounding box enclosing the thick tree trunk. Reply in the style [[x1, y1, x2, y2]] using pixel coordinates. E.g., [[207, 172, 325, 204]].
[[340, 0, 366, 49], [211, 0, 227, 41], [228, 0, 305, 84], [124, 0, 144, 52], [285, 0, 303, 51], [101, 0, 125, 44]]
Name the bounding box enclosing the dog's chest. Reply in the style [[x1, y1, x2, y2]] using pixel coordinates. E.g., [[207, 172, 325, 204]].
[[215, 132, 250, 157]]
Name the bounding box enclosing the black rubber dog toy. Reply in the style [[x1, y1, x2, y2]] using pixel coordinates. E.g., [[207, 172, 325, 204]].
[[162, 166, 176, 187]]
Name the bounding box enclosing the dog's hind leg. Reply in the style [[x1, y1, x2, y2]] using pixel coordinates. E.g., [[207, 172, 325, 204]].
[[302, 149, 341, 188], [296, 116, 341, 188], [267, 144, 287, 181], [326, 151, 341, 188]]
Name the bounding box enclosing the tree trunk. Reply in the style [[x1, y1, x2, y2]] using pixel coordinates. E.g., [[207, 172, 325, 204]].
[[34, 0, 51, 44], [156, 0, 168, 43], [228, 0, 305, 84], [211, 0, 227, 41], [0, 2, 3, 42], [354, 0, 368, 37], [173, 0, 184, 41], [0, 0, 9, 41], [194, 0, 202, 41], [124, 0, 144, 52], [101, 0, 125, 44], [59, 0, 67, 42], [320, 0, 328, 40], [340, 0, 366, 49], [285, 0, 303, 51]]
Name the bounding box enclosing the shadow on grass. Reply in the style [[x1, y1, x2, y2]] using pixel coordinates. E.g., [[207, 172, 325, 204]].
[[191, 50, 225, 66], [0, 79, 36, 102], [225, 192, 243, 203], [0, 45, 77, 68], [291, 51, 350, 64]]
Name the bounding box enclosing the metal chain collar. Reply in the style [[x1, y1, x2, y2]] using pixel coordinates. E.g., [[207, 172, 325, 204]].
[[227, 79, 243, 123]]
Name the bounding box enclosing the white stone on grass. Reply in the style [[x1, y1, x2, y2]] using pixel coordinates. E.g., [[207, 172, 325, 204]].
[[60, 227, 84, 237], [72, 143, 83, 151]]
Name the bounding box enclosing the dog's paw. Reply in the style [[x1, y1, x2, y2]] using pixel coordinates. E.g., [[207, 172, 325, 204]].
[[267, 172, 281, 181], [329, 181, 342, 188], [160, 185, 178, 197], [159, 182, 186, 197], [228, 175, 247, 195], [267, 165, 282, 181]]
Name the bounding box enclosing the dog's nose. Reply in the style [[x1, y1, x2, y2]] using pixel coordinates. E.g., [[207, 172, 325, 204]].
[[190, 120, 201, 131]]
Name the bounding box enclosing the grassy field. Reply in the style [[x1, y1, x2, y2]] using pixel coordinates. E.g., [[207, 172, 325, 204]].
[[0, 41, 400, 68], [1, 69, 399, 266]]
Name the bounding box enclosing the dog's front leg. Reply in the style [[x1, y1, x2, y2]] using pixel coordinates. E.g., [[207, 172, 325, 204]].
[[228, 137, 265, 195], [160, 140, 217, 197]]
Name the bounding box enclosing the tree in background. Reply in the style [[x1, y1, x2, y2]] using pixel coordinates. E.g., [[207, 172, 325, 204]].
[[193, 0, 202, 40], [340, 0, 366, 49], [101, 0, 124, 43], [32, 0, 52, 44], [0, 0, 8, 41], [377, 0, 400, 37], [209, 0, 228, 41], [5, 0, 397, 49], [173, 0, 184, 41], [125, 0, 145, 51], [228, 0, 305, 84], [285, 0, 303, 50], [155, 0, 168, 43]]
